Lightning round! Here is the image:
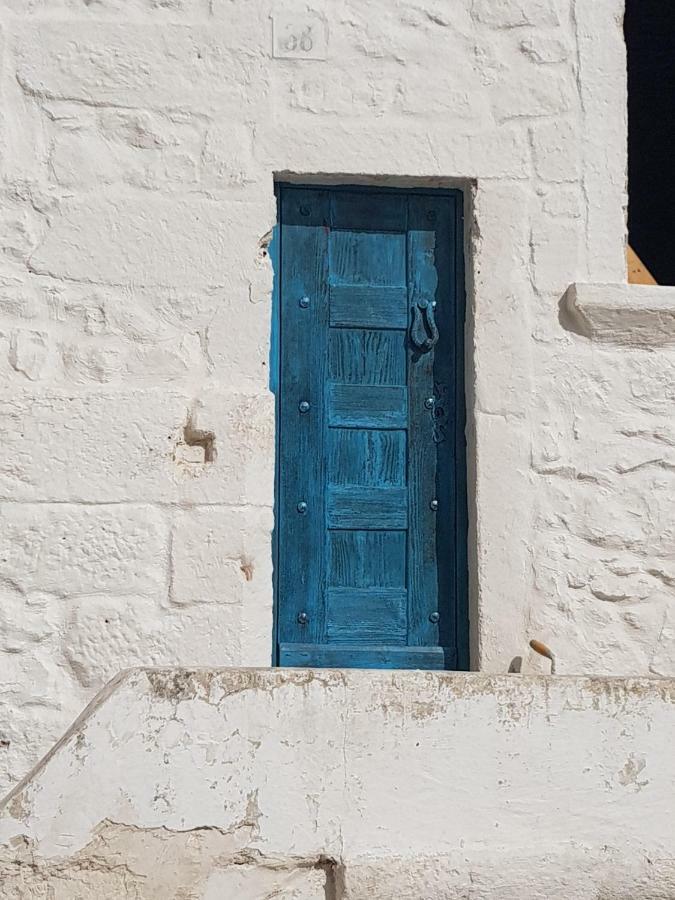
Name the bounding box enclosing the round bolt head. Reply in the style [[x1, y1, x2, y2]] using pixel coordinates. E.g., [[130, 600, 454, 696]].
[[297, 611, 309, 625], [430, 499, 439, 511], [429, 612, 440, 624], [424, 397, 435, 410], [297, 501, 308, 514], [298, 400, 310, 413], [299, 296, 310, 308]]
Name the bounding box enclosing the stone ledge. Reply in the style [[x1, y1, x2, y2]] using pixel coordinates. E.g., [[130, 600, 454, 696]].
[[563, 282, 675, 346], [1, 668, 675, 898]]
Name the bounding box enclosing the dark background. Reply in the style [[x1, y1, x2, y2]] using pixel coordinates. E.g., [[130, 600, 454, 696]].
[[625, 0, 675, 284]]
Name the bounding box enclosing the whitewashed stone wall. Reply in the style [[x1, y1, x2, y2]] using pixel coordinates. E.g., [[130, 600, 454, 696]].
[[2, 668, 675, 899], [0, 0, 660, 796]]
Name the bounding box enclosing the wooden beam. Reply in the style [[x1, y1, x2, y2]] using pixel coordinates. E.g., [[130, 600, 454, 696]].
[[627, 245, 658, 285]]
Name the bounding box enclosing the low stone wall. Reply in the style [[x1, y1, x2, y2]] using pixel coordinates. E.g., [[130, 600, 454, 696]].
[[1, 667, 674, 898]]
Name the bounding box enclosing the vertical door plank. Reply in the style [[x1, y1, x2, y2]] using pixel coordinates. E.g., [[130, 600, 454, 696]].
[[277, 187, 330, 648], [407, 196, 453, 648]]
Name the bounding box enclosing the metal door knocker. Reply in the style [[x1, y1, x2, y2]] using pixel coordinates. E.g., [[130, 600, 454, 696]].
[[410, 300, 439, 352]]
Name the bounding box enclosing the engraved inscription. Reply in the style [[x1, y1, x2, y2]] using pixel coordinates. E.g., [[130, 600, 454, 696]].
[[273, 14, 328, 60]]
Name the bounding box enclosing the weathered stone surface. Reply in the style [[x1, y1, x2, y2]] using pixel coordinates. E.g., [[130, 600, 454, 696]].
[[0, 503, 168, 597], [531, 118, 581, 182], [530, 213, 582, 293], [2, 669, 675, 898], [564, 283, 675, 346], [31, 195, 274, 289], [63, 595, 244, 689], [471, 0, 562, 28], [171, 506, 273, 607], [0, 389, 274, 504], [3, 0, 209, 14], [0, 0, 635, 797], [14, 22, 266, 112]]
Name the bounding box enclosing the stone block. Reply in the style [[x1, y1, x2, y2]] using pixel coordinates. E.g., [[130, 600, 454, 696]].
[[0, 503, 168, 596], [63, 594, 244, 689], [0, 585, 63, 653], [490, 61, 576, 122], [0, 389, 275, 505], [530, 213, 582, 294], [472, 180, 531, 310], [203, 867, 327, 900], [540, 184, 584, 218], [206, 294, 272, 388], [471, 0, 561, 27], [519, 34, 570, 64], [261, 120, 531, 181], [531, 118, 581, 182], [14, 22, 265, 112], [200, 121, 258, 189], [3, 0, 209, 14], [31, 194, 275, 289], [0, 183, 48, 265], [48, 108, 207, 191], [563, 284, 675, 347], [170, 506, 273, 608], [8, 329, 51, 380], [0, 687, 82, 799]]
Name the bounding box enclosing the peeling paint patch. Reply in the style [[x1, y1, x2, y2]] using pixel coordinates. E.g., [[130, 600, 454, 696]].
[[617, 754, 649, 791], [0, 819, 339, 899]]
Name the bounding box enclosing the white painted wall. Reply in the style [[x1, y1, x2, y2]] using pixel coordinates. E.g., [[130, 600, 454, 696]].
[[2, 668, 675, 898], [4, 0, 671, 798]]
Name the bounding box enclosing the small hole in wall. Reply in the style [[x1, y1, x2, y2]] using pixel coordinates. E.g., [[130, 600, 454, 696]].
[[0, 739, 9, 749], [183, 416, 217, 464]]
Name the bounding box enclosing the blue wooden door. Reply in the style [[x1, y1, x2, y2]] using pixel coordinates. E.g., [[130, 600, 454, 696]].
[[275, 185, 467, 670]]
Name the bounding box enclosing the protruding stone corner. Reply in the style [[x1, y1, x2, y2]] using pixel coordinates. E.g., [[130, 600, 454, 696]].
[[562, 282, 675, 347]]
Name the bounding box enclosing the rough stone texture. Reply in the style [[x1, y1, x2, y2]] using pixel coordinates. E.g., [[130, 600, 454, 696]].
[[2, 668, 675, 898], [564, 283, 675, 346], [0, 0, 643, 795]]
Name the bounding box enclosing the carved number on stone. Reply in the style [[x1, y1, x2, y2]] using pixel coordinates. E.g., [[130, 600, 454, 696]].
[[273, 15, 328, 60]]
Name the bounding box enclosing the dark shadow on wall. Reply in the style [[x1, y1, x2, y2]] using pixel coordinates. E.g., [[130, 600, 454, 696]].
[[625, 0, 675, 285]]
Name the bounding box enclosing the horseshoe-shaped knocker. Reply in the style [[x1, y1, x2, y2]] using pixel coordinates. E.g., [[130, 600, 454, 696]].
[[410, 300, 439, 352]]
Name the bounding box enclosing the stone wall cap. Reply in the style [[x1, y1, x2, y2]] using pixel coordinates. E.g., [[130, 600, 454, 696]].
[[563, 281, 675, 345]]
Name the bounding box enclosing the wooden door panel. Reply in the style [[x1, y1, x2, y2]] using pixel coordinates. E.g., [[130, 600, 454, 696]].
[[327, 384, 408, 428], [328, 430, 406, 487], [325, 587, 408, 644], [328, 530, 407, 587], [276, 185, 466, 669], [326, 486, 408, 530], [329, 285, 409, 329], [329, 329, 406, 384]]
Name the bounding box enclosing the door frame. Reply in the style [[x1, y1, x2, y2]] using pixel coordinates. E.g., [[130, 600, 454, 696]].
[[271, 181, 469, 669]]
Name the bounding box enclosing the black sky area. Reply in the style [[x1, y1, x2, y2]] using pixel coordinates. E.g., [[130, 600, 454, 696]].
[[625, 0, 675, 284]]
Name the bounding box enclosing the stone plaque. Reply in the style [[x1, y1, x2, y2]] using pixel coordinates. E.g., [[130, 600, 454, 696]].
[[273, 13, 327, 60]]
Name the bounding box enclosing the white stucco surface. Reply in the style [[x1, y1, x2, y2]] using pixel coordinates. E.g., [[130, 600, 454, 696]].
[[2, 0, 667, 797], [2, 668, 675, 898]]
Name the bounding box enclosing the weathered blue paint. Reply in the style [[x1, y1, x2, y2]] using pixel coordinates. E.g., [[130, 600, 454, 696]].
[[274, 184, 467, 670]]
